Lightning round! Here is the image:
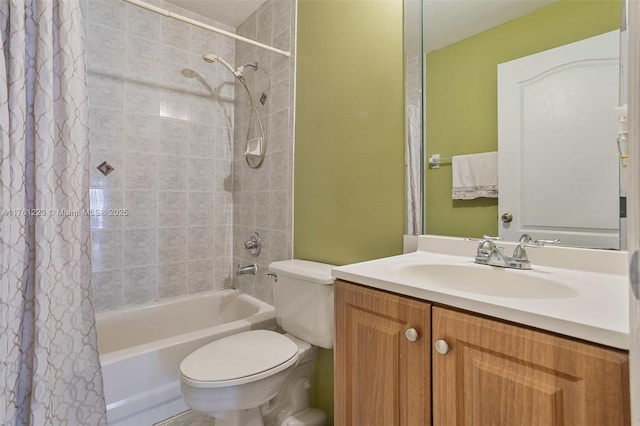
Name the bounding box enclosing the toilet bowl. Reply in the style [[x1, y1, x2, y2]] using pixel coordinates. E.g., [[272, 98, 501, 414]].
[[180, 260, 335, 426]]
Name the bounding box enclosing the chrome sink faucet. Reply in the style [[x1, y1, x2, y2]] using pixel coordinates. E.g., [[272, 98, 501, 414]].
[[466, 235, 559, 270]]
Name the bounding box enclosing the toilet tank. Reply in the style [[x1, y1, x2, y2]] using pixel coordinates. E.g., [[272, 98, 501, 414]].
[[268, 260, 335, 349]]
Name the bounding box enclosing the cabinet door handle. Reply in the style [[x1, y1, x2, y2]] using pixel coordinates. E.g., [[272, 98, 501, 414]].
[[405, 328, 419, 342], [434, 339, 449, 355]]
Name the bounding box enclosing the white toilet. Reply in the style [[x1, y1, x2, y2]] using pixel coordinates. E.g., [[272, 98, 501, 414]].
[[180, 259, 335, 426]]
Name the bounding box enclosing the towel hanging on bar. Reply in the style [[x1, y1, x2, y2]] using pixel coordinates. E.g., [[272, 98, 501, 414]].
[[452, 152, 498, 200]]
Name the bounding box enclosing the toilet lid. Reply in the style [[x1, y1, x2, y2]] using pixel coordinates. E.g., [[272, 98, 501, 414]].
[[180, 330, 299, 388]]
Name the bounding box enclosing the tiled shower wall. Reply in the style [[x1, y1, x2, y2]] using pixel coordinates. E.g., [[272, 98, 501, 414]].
[[232, 0, 297, 303], [84, 0, 237, 311]]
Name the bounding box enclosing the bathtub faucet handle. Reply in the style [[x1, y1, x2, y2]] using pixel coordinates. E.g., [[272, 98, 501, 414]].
[[244, 232, 262, 257]]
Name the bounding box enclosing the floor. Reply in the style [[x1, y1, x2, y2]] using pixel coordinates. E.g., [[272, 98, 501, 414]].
[[155, 410, 215, 426]]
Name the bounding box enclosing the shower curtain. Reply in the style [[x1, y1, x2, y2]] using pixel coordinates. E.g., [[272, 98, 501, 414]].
[[406, 104, 421, 235], [0, 0, 106, 424]]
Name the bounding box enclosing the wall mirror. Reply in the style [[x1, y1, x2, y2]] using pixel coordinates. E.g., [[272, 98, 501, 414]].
[[417, 0, 627, 249]]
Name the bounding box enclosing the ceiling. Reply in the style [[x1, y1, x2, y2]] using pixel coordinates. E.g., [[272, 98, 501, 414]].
[[166, 0, 265, 28], [423, 0, 558, 53], [166, 0, 557, 52]]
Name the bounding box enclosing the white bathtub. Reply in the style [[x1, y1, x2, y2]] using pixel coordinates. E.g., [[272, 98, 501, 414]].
[[96, 289, 276, 426]]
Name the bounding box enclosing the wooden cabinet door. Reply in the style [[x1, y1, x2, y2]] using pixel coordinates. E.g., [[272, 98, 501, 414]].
[[432, 307, 630, 426], [334, 281, 431, 426]]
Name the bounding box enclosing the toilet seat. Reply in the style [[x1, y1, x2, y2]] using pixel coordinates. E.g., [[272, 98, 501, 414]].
[[180, 330, 299, 389]]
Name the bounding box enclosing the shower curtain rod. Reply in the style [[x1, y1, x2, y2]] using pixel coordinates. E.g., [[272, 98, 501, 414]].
[[122, 0, 292, 58]]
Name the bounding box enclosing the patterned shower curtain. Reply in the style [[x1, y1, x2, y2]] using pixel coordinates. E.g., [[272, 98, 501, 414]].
[[0, 0, 106, 424]]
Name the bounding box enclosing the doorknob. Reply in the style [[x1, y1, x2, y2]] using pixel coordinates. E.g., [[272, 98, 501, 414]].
[[501, 213, 513, 223]]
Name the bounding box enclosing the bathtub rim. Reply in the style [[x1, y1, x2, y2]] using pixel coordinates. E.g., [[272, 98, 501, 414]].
[[96, 289, 276, 365]]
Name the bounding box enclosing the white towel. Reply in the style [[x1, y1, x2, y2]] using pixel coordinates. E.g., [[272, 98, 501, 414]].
[[452, 151, 498, 200]]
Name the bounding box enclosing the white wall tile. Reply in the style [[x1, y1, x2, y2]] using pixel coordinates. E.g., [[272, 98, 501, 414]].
[[160, 118, 190, 156], [88, 0, 125, 29], [126, 3, 160, 41], [90, 189, 123, 229], [124, 191, 157, 229], [214, 256, 233, 289], [90, 107, 124, 150], [190, 95, 218, 125], [214, 224, 232, 255], [162, 18, 190, 49], [125, 82, 160, 116], [88, 0, 295, 309], [158, 191, 188, 227], [158, 155, 188, 190], [124, 113, 160, 153], [214, 193, 233, 226], [215, 160, 233, 192], [188, 226, 215, 260], [124, 228, 157, 266], [231, 0, 296, 301], [158, 262, 188, 298], [159, 88, 191, 121], [91, 229, 123, 271], [188, 260, 214, 293], [159, 45, 191, 89], [92, 269, 124, 311], [189, 122, 216, 158], [272, 0, 292, 40], [158, 227, 188, 263], [126, 35, 161, 81], [123, 265, 157, 304], [268, 108, 290, 152], [216, 126, 233, 160], [87, 23, 125, 76], [124, 152, 157, 190], [188, 192, 215, 226], [254, 192, 271, 229], [88, 73, 125, 109], [189, 158, 216, 191], [256, 3, 273, 44], [190, 26, 219, 54], [269, 150, 288, 191]]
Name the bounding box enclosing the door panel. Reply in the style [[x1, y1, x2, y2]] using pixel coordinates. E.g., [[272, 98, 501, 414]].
[[498, 30, 620, 248], [334, 281, 431, 426], [432, 306, 630, 426]]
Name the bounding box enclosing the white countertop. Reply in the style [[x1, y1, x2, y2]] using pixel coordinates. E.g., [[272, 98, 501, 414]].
[[332, 236, 630, 350]]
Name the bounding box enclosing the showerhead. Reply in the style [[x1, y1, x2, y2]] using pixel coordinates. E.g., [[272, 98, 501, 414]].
[[202, 53, 237, 76]]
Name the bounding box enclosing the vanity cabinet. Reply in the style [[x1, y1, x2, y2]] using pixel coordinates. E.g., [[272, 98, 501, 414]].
[[334, 280, 431, 426], [335, 280, 630, 426]]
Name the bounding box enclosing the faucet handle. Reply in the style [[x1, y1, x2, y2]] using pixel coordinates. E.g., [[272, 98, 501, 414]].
[[535, 238, 560, 245], [518, 233, 533, 243], [518, 238, 560, 248], [512, 243, 530, 261], [464, 235, 502, 243], [512, 238, 560, 263]]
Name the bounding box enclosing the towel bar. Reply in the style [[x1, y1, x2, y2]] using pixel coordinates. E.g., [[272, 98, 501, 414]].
[[428, 154, 452, 169]]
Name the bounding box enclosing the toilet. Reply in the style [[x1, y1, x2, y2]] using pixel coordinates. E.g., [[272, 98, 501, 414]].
[[180, 259, 335, 426]]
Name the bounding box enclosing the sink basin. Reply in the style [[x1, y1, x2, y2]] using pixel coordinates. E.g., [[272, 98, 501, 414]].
[[390, 263, 579, 299]]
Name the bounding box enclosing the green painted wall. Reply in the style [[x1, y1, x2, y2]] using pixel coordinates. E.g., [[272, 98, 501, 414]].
[[294, 0, 405, 267], [294, 1, 405, 424], [425, 0, 620, 238]]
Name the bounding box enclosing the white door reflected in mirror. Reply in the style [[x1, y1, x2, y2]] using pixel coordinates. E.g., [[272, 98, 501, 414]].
[[498, 30, 620, 249]]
